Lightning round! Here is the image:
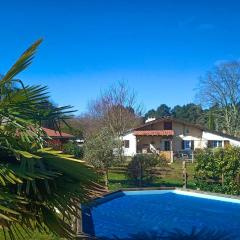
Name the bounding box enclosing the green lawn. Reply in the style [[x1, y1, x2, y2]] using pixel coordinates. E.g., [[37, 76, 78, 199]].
[[109, 161, 196, 191], [0, 231, 61, 240]]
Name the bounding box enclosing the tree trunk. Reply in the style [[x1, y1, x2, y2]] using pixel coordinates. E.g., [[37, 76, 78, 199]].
[[105, 168, 109, 188]]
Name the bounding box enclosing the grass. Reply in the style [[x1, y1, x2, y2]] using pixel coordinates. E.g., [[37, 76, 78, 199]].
[[0, 231, 61, 240], [109, 161, 197, 191]]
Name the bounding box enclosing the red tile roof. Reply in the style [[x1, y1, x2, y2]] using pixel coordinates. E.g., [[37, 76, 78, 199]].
[[134, 130, 174, 136], [42, 127, 74, 138]]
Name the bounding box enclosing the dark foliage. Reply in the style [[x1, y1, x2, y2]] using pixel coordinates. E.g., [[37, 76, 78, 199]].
[[127, 154, 165, 186], [63, 141, 84, 159], [194, 146, 240, 195], [145, 103, 207, 126]]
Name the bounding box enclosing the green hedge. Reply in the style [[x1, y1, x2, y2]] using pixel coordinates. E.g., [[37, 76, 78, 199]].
[[195, 146, 240, 195], [62, 142, 84, 159]]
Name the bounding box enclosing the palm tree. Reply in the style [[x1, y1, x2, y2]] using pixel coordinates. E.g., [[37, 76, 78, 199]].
[[0, 40, 104, 239]]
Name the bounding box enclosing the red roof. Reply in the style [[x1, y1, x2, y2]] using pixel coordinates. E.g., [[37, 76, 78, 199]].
[[42, 127, 74, 138], [134, 130, 174, 136]]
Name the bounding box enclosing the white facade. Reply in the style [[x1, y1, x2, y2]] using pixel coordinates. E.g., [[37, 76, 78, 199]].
[[178, 134, 203, 149], [121, 132, 137, 156], [121, 129, 240, 157], [202, 131, 240, 148]]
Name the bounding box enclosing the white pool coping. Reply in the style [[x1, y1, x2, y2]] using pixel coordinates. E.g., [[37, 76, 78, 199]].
[[123, 189, 240, 204]]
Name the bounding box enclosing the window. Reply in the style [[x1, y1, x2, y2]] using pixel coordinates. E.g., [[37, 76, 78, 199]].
[[212, 140, 222, 148], [164, 121, 172, 130], [208, 140, 222, 148], [182, 140, 194, 150], [164, 141, 170, 151], [184, 140, 191, 149], [124, 140, 129, 148]]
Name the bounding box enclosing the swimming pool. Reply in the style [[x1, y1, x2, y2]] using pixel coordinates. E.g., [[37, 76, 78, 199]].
[[82, 189, 240, 239]]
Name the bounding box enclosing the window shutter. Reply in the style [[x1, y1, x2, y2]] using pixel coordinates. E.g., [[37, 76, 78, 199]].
[[182, 140, 184, 149], [124, 140, 130, 148], [208, 140, 212, 148], [191, 140, 194, 150]]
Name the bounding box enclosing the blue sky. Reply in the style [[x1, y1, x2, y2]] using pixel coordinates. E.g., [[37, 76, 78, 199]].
[[1, 0, 240, 114]]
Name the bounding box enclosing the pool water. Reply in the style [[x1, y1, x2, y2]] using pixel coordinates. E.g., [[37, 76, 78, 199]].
[[82, 190, 240, 239]]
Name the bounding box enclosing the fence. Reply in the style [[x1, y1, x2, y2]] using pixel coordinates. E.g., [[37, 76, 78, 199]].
[[109, 160, 194, 189]]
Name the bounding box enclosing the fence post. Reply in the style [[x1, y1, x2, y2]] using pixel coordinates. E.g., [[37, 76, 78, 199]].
[[139, 160, 142, 187], [221, 173, 224, 187], [238, 173, 240, 185], [182, 161, 188, 189]]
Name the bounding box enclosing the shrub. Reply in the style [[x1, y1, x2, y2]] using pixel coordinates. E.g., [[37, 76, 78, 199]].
[[84, 128, 122, 186], [127, 154, 164, 186], [63, 141, 84, 159], [194, 146, 240, 195]]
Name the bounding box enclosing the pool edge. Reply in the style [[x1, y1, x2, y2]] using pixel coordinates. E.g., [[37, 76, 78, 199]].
[[80, 187, 240, 237]]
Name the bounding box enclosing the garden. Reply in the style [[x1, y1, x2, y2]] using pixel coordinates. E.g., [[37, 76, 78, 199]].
[[1, 39, 240, 240]]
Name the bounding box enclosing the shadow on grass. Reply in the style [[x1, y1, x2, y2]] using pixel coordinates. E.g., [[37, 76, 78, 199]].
[[109, 178, 196, 189], [97, 228, 234, 240], [150, 180, 196, 189], [108, 179, 136, 190], [109, 176, 198, 191]]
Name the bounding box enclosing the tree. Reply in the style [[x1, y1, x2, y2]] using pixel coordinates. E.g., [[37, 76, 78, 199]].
[[144, 109, 156, 119], [145, 104, 171, 119], [83, 82, 142, 165], [86, 81, 142, 137], [207, 109, 216, 130], [60, 117, 85, 139], [0, 40, 104, 239], [197, 61, 240, 136], [156, 104, 171, 117], [144, 103, 207, 126], [171, 104, 204, 124], [84, 128, 120, 187]]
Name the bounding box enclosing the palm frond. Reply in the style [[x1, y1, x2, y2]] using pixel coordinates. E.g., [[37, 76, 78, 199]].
[[0, 40, 105, 240], [0, 39, 42, 86]]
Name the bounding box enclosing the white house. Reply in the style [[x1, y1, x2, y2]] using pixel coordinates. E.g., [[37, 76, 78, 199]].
[[121, 117, 240, 162]]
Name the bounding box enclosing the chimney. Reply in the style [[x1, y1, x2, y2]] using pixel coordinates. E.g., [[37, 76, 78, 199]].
[[145, 117, 156, 123]]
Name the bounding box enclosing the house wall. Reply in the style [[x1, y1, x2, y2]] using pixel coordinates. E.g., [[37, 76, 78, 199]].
[[132, 121, 204, 152], [139, 121, 164, 130], [122, 120, 240, 158], [202, 131, 240, 147], [122, 132, 137, 156], [171, 122, 240, 150], [172, 122, 203, 151]]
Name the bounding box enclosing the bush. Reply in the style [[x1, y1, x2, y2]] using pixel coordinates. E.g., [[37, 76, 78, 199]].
[[63, 141, 84, 159], [127, 154, 165, 186], [83, 128, 122, 186], [194, 146, 240, 195]]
